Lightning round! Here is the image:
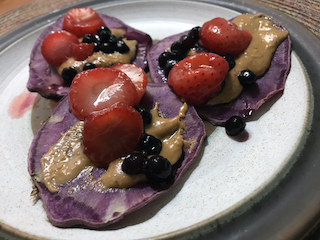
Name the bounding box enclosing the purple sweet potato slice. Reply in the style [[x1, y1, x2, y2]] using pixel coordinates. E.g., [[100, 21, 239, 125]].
[[28, 83, 206, 228], [27, 13, 152, 99], [147, 19, 291, 125], [197, 35, 291, 125]]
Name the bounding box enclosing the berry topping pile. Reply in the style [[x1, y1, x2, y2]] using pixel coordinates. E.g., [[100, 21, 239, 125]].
[[41, 8, 108, 67], [157, 17, 253, 107], [28, 8, 152, 99], [68, 64, 179, 184], [41, 30, 94, 67], [67, 64, 148, 166], [41, 8, 131, 85]]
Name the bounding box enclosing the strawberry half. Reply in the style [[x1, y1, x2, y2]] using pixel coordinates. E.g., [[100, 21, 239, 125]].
[[68, 67, 139, 120], [41, 30, 79, 66], [83, 102, 144, 167], [71, 43, 94, 61], [63, 8, 105, 37], [199, 17, 252, 56], [109, 63, 148, 103], [168, 52, 229, 105]]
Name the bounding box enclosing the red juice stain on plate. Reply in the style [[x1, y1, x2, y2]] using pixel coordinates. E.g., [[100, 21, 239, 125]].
[[230, 130, 250, 142], [8, 91, 38, 118]]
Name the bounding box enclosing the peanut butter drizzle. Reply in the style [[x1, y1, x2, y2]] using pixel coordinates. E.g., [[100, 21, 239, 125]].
[[41, 102, 188, 192], [41, 121, 93, 193], [58, 29, 137, 74], [145, 102, 188, 164], [207, 13, 289, 105], [97, 159, 146, 189]]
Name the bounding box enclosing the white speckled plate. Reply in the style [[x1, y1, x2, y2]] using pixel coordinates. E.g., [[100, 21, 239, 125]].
[[0, 0, 318, 239]]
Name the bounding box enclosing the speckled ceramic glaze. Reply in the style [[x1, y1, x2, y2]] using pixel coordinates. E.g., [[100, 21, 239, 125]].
[[0, 0, 314, 239]]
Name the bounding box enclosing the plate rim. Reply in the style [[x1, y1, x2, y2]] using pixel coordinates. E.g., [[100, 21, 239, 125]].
[[1, 0, 320, 239]]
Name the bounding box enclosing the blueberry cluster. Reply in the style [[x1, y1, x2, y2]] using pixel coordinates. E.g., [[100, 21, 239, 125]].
[[82, 26, 130, 54], [158, 26, 201, 77], [61, 62, 98, 86], [61, 26, 131, 86], [122, 105, 174, 187]]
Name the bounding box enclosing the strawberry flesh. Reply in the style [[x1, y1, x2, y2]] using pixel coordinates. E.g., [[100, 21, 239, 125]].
[[68, 67, 139, 120], [109, 63, 148, 104], [83, 102, 144, 167]]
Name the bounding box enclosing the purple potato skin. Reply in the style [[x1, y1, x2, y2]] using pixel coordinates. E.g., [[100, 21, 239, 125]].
[[28, 83, 206, 228], [197, 35, 291, 125], [27, 13, 152, 99], [147, 21, 291, 125]]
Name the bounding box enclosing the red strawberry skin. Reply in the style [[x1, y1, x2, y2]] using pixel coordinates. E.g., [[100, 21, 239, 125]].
[[199, 17, 252, 56], [109, 63, 148, 103], [83, 102, 144, 166], [41, 30, 94, 66], [63, 8, 105, 37], [71, 43, 94, 61], [41, 30, 79, 66], [168, 52, 229, 106]]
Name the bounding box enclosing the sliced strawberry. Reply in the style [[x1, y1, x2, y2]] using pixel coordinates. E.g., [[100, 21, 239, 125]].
[[41, 30, 79, 66], [69, 67, 139, 120], [168, 52, 229, 106], [83, 102, 144, 166], [199, 17, 252, 56], [109, 63, 148, 103], [71, 42, 94, 61], [63, 8, 105, 37]]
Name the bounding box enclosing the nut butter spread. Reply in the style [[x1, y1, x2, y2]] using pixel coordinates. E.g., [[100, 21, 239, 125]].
[[41, 102, 188, 192], [58, 29, 137, 74], [41, 121, 93, 193], [97, 159, 146, 189], [207, 13, 289, 105], [145, 102, 188, 165]]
